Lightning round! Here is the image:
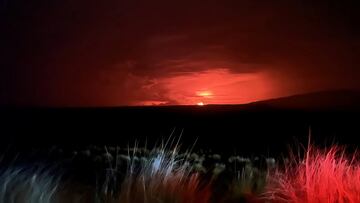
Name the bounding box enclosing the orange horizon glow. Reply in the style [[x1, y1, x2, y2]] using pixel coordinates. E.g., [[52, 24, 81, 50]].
[[139, 68, 276, 106]]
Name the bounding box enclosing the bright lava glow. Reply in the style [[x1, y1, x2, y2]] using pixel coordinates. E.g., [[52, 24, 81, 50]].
[[197, 102, 205, 106], [155, 68, 274, 105]]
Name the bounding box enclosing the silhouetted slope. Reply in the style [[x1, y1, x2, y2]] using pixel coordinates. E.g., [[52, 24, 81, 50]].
[[247, 89, 360, 111]]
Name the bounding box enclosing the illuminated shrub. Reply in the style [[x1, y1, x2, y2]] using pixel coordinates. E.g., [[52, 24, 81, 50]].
[[265, 145, 360, 203]]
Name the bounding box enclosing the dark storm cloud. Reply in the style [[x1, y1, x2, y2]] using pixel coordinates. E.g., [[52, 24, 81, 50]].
[[1, 0, 359, 106]]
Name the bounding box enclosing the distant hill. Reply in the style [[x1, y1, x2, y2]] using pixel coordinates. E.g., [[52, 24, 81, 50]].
[[245, 89, 360, 111]]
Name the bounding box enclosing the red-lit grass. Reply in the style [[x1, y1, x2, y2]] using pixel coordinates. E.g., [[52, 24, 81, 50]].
[[265, 145, 360, 203]]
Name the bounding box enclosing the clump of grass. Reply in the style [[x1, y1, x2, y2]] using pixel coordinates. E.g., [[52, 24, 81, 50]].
[[0, 166, 60, 203], [218, 157, 272, 203], [98, 138, 212, 203], [10, 136, 360, 203], [265, 144, 360, 203]]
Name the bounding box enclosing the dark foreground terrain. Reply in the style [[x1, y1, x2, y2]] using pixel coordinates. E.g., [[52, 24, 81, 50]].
[[1, 90, 360, 202], [1, 89, 360, 156]]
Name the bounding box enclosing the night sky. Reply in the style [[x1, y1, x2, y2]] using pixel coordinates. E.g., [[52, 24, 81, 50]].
[[1, 0, 359, 106]]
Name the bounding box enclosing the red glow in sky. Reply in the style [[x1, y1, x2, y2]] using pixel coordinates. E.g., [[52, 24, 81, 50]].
[[2, 1, 359, 107], [139, 68, 274, 105]]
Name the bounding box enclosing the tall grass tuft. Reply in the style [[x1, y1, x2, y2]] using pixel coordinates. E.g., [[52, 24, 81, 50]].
[[98, 139, 212, 203], [218, 157, 271, 203], [0, 166, 60, 203], [265, 145, 360, 203]]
